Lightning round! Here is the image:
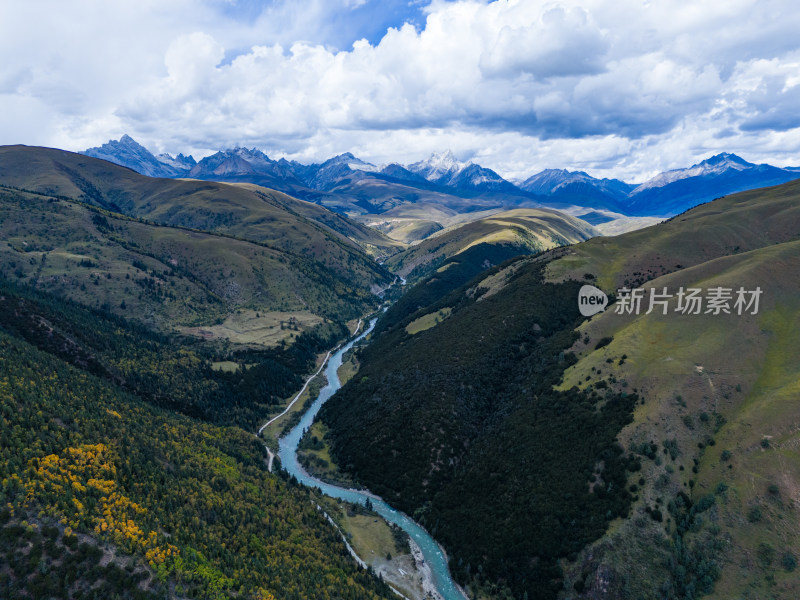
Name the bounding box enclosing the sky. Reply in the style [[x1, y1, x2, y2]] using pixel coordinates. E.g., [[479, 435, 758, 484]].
[[3, 0, 800, 182]]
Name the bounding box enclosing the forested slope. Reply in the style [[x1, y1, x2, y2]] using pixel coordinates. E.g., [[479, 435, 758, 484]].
[[0, 277, 392, 599], [321, 180, 800, 599], [320, 259, 638, 599]]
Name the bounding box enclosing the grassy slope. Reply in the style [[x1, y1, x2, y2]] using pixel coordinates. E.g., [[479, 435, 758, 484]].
[[526, 181, 800, 598], [323, 180, 800, 599], [0, 186, 376, 331], [0, 145, 395, 290], [366, 218, 444, 244], [227, 182, 405, 255], [545, 179, 800, 290], [554, 281, 800, 595], [386, 208, 598, 281]]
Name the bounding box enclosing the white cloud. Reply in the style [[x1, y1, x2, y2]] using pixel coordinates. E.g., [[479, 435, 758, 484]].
[[479, 5, 608, 79], [2, 0, 800, 180]]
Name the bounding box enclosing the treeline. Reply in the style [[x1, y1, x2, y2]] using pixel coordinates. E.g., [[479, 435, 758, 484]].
[[0, 278, 346, 430], [0, 312, 393, 599], [320, 259, 638, 599]]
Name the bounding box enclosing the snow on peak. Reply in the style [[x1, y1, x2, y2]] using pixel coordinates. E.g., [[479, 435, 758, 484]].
[[631, 153, 754, 194], [320, 152, 375, 171], [520, 168, 597, 194], [156, 152, 196, 170], [348, 161, 380, 173], [407, 150, 470, 183]]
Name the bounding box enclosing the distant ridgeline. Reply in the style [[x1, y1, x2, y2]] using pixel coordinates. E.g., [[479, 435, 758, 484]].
[[81, 136, 800, 218], [0, 276, 393, 599]]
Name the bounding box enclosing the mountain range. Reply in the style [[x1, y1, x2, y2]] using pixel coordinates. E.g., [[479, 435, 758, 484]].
[[83, 136, 800, 225]]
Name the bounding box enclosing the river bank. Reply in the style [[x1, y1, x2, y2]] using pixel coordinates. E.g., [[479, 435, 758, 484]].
[[264, 316, 468, 600]]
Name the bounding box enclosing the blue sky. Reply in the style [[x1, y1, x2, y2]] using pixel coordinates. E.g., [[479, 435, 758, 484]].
[[217, 0, 429, 48], [2, 0, 800, 182]]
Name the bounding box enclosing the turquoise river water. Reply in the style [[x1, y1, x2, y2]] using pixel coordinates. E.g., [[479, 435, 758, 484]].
[[278, 317, 467, 600]]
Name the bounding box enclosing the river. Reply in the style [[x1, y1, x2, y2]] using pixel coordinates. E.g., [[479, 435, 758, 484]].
[[277, 317, 467, 600]]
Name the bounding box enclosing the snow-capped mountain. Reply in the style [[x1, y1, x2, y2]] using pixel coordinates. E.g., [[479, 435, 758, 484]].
[[305, 153, 379, 191], [517, 169, 635, 213], [625, 153, 800, 215], [407, 150, 519, 192], [630, 153, 753, 195], [156, 152, 196, 173], [520, 169, 634, 199], [81, 137, 800, 219], [517, 154, 800, 216], [407, 150, 463, 184], [82, 135, 195, 178]]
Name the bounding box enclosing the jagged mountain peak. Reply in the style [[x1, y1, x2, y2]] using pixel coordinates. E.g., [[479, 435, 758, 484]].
[[82, 134, 190, 178], [409, 149, 466, 173], [156, 152, 197, 171], [700, 152, 751, 167], [407, 150, 468, 185], [428, 149, 461, 167]]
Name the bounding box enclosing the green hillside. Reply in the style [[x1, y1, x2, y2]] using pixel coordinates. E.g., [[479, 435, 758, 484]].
[[0, 145, 397, 287], [0, 185, 386, 336], [385, 208, 598, 283], [543, 183, 800, 598], [0, 278, 393, 600], [319, 180, 800, 599]]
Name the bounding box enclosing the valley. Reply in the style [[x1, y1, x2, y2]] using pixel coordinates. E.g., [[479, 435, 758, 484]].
[[318, 179, 800, 599], [7, 3, 800, 599], [3, 139, 800, 600]]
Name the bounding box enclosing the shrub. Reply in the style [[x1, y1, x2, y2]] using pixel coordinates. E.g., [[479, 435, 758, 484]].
[[650, 509, 663, 522], [757, 543, 775, 568], [782, 551, 797, 572], [747, 506, 762, 523], [594, 336, 613, 350]]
